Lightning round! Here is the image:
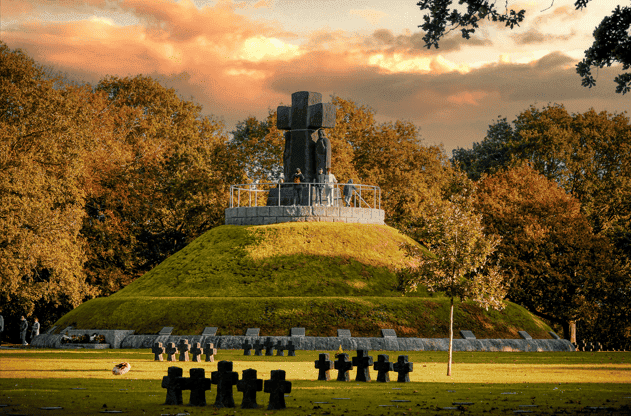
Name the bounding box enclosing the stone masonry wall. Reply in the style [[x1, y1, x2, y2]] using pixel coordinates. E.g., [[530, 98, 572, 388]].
[[225, 206, 385, 226]]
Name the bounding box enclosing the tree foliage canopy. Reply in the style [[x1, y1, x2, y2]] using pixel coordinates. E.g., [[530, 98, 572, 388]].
[[416, 0, 631, 94]]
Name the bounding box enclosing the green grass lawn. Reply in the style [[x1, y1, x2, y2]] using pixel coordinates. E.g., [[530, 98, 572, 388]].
[[1, 347, 629, 415]]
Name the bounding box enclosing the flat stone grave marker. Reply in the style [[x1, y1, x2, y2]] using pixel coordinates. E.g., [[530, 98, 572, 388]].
[[152, 342, 166, 361], [518, 331, 532, 340], [243, 340, 253, 356], [177, 339, 191, 361], [290, 327, 305, 337], [454, 402, 475, 405], [337, 329, 352, 338], [237, 368, 263, 409], [264, 370, 292, 410], [245, 328, 260, 337], [315, 353, 333, 381], [190, 342, 203, 362], [264, 337, 275, 356], [201, 327, 218, 336], [352, 349, 373, 382], [165, 342, 177, 362], [334, 353, 353, 381], [162, 366, 184, 405], [203, 342, 217, 362], [332, 397, 351, 400], [460, 330, 476, 340], [374, 354, 394, 382], [381, 329, 397, 338], [211, 360, 239, 408], [287, 340, 296, 356], [393, 355, 413, 382], [158, 327, 174, 335]]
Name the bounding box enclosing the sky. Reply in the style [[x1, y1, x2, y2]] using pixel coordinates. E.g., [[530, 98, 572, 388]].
[[1, 0, 629, 155]]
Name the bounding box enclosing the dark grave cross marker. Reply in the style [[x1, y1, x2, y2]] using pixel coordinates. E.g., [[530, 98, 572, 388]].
[[287, 340, 296, 356], [277, 91, 336, 184], [190, 342, 203, 363], [315, 353, 333, 381], [393, 355, 413, 382], [374, 354, 394, 383], [203, 342, 217, 362], [352, 349, 374, 382], [264, 369, 292, 410], [276, 340, 285, 356], [161, 366, 184, 405], [177, 339, 191, 362], [253, 339, 264, 356], [165, 342, 177, 362], [152, 342, 166, 361], [188, 368, 211, 406], [243, 340, 253, 356], [211, 360, 239, 408], [334, 353, 353, 382], [264, 337, 275, 356], [237, 368, 263, 409]]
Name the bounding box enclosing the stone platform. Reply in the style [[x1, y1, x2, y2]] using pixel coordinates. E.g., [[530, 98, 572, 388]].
[[225, 206, 385, 226]]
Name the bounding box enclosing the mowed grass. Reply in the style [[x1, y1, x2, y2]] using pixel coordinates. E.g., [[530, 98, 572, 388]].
[[1, 348, 630, 415]]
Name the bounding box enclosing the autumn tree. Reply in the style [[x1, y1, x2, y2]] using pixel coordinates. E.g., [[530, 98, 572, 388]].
[[0, 42, 96, 332], [82, 75, 240, 295], [453, 104, 631, 239], [398, 181, 505, 375], [474, 164, 628, 341], [415, 0, 631, 93]]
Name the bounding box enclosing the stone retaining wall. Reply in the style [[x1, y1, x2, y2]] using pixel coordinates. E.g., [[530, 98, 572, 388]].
[[225, 206, 385, 226]]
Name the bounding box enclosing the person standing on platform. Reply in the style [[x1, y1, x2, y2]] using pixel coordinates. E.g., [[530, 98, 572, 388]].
[[343, 179, 357, 207], [0, 313, 4, 346], [20, 316, 28, 346], [324, 168, 337, 206]]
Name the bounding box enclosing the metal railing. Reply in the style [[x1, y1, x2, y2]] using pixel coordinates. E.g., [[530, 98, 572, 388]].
[[229, 182, 381, 209]]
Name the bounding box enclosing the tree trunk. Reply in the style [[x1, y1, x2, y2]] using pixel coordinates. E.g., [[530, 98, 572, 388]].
[[562, 321, 578, 343], [448, 296, 453, 376]]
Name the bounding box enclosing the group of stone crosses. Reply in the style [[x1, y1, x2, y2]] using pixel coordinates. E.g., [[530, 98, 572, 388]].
[[162, 362, 291, 410], [315, 349, 413, 383], [242, 337, 297, 356], [159, 348, 413, 410], [152, 339, 217, 362]]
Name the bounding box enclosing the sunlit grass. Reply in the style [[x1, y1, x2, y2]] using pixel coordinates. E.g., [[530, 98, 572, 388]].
[[1, 348, 630, 415]]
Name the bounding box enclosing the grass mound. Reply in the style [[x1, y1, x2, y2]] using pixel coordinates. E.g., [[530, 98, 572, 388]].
[[55, 222, 553, 338]]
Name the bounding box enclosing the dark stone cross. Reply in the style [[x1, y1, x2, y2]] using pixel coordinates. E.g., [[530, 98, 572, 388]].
[[287, 340, 296, 356], [264, 337, 275, 356], [393, 355, 414, 382], [203, 342, 217, 362], [253, 339, 264, 356], [352, 349, 374, 382], [277, 91, 336, 186], [177, 339, 191, 362], [211, 360, 239, 408], [152, 342, 165, 361], [243, 339, 253, 356], [161, 366, 183, 405], [264, 369, 292, 410], [181, 368, 211, 406], [314, 353, 333, 381], [275, 340, 285, 356], [165, 342, 177, 362], [334, 353, 353, 381], [190, 342, 203, 362], [373, 354, 394, 382], [237, 368, 263, 409]]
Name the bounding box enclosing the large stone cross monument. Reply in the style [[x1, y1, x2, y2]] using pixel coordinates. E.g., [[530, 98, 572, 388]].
[[277, 91, 336, 183]]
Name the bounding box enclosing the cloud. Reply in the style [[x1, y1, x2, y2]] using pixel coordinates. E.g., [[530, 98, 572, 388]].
[[349, 8, 388, 26], [511, 28, 577, 45], [366, 29, 492, 53]]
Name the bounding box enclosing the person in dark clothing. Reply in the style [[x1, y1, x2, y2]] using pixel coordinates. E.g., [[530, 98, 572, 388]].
[[0, 313, 4, 346], [343, 179, 357, 207], [292, 168, 305, 205], [20, 316, 28, 346]]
